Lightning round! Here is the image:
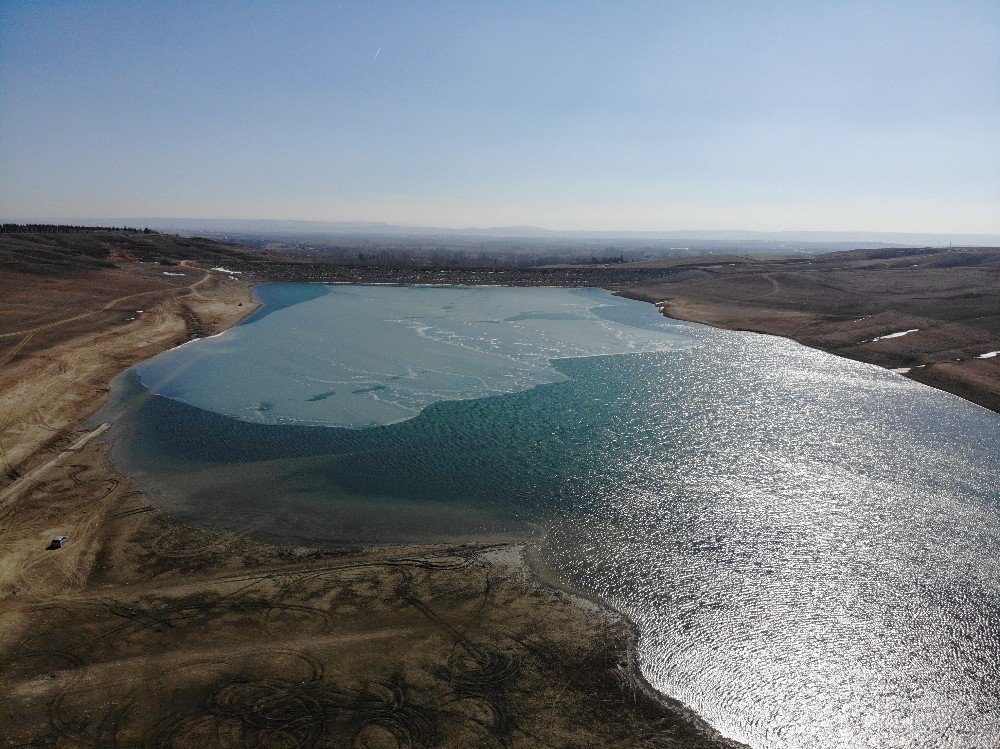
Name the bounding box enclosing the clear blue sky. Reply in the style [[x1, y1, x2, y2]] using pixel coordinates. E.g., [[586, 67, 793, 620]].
[[2, 1, 998, 232]]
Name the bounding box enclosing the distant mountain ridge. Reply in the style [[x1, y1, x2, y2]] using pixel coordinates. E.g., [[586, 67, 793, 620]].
[[7, 217, 1000, 247]]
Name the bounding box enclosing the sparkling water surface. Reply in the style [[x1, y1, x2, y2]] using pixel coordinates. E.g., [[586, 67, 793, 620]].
[[97, 284, 1000, 749]]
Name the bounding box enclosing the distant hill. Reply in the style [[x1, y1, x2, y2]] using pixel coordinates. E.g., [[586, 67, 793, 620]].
[[0, 227, 275, 276], [8, 217, 999, 248]]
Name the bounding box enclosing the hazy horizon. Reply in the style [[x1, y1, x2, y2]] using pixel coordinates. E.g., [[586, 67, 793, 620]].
[[6, 215, 1000, 247], [2, 1, 998, 233]]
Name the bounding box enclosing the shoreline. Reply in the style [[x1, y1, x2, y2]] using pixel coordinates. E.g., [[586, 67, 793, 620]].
[[521, 543, 748, 749], [0, 270, 737, 748], [618, 291, 1000, 415], [0, 266, 262, 485], [611, 248, 999, 414], [228, 248, 998, 413]]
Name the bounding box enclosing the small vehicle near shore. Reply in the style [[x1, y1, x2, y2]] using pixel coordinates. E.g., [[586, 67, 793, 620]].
[[47, 536, 69, 550]]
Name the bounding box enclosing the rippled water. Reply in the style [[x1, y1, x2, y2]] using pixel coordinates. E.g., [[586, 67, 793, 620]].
[[96, 284, 1000, 749]]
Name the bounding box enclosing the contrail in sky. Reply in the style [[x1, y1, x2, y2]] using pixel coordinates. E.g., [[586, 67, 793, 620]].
[[373, 47, 381, 62]]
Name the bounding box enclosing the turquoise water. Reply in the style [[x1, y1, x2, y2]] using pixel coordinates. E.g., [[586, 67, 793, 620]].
[[97, 284, 1000, 749]]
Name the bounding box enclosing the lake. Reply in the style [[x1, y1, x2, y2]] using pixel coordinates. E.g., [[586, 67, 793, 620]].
[[94, 283, 1000, 749]]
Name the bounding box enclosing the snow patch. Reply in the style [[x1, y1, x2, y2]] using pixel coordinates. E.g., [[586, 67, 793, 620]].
[[868, 328, 919, 343]]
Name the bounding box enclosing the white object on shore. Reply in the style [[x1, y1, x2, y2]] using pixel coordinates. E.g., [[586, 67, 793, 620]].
[[869, 328, 919, 342], [212, 267, 242, 274], [162, 271, 185, 276], [890, 367, 911, 374], [976, 351, 998, 359]]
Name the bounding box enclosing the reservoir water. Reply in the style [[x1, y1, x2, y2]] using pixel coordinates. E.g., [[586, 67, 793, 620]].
[[96, 283, 1000, 749]]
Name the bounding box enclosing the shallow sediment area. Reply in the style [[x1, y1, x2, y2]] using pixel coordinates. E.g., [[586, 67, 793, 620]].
[[0, 247, 737, 747]]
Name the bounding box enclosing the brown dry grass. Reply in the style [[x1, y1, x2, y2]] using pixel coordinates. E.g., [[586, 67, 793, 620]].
[[620, 247, 1000, 411]]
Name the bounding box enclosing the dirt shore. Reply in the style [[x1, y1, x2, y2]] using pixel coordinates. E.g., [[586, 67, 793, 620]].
[[617, 246, 1000, 412], [1, 240, 736, 747]]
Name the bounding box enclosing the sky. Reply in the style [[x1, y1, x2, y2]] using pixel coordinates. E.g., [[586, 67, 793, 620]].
[[1, 1, 998, 232]]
